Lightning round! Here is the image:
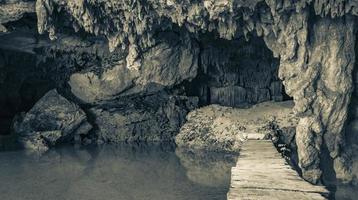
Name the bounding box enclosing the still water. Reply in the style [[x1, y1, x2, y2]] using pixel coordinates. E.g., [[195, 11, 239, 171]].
[[0, 143, 237, 200], [1, 136, 358, 200]]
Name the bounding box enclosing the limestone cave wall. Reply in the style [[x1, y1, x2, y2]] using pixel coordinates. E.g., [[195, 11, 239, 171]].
[[0, 0, 358, 185], [185, 34, 285, 107]]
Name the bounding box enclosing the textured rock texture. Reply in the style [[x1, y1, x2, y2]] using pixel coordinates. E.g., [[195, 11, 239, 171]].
[[265, 13, 357, 184], [90, 91, 198, 143], [0, 0, 357, 184], [13, 89, 92, 151], [0, 0, 35, 32], [186, 35, 284, 107], [68, 31, 198, 103], [176, 101, 298, 152]]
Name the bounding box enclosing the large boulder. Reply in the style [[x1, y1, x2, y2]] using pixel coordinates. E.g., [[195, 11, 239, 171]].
[[89, 92, 198, 143], [13, 89, 92, 151], [68, 31, 199, 103]]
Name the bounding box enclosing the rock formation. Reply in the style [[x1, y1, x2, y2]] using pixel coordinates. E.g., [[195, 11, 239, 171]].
[[185, 35, 284, 107], [89, 91, 198, 143], [0, 0, 357, 185], [13, 89, 92, 151], [176, 101, 297, 152]]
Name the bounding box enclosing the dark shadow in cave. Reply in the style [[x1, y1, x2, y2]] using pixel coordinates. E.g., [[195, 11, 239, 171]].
[[183, 33, 292, 108], [0, 49, 54, 135]]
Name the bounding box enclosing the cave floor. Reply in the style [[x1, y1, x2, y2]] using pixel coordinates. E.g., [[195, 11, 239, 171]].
[[227, 140, 329, 200]]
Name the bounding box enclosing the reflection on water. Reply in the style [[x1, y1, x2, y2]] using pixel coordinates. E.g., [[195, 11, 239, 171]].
[[334, 184, 358, 200], [0, 143, 237, 200], [1, 140, 357, 200], [175, 149, 237, 188]]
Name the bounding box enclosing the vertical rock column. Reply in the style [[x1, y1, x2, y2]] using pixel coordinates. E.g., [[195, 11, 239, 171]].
[[265, 12, 356, 183], [310, 17, 356, 183]]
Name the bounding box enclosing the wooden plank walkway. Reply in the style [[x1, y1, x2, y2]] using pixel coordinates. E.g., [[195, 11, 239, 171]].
[[227, 140, 329, 200]]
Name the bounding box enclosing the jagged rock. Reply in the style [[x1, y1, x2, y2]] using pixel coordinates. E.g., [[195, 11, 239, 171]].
[[89, 92, 198, 143], [13, 89, 92, 151], [0, 0, 35, 32], [68, 31, 199, 103]]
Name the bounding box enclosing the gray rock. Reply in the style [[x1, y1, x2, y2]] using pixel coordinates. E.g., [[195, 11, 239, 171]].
[[191, 36, 283, 107], [68, 31, 199, 103], [176, 101, 297, 153], [89, 92, 198, 143], [265, 14, 357, 184], [13, 89, 92, 151], [210, 86, 247, 107], [0, 0, 35, 32], [1, 0, 358, 185]]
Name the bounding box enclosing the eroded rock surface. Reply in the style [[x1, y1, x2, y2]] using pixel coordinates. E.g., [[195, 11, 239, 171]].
[[186, 36, 284, 107], [68, 31, 199, 103], [13, 89, 92, 151], [90, 92, 198, 143], [176, 101, 298, 152], [0, 0, 35, 32], [265, 13, 357, 184]]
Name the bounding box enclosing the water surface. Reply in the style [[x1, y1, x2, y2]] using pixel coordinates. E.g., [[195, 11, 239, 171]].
[[0, 143, 237, 200]]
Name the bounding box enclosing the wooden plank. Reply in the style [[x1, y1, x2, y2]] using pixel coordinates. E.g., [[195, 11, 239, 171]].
[[227, 140, 329, 200]]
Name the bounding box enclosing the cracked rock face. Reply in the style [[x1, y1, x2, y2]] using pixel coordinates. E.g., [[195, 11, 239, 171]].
[[1, 0, 357, 184]]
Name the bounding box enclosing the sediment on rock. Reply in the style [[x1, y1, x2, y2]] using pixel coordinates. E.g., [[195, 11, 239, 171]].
[[176, 101, 298, 152]]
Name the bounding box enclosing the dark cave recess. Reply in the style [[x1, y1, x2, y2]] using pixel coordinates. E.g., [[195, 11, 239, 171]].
[[0, 32, 292, 135], [183, 34, 291, 108], [0, 49, 53, 135]]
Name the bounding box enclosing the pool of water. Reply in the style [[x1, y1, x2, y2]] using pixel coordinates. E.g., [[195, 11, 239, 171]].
[[0, 143, 237, 200], [1, 135, 358, 200]]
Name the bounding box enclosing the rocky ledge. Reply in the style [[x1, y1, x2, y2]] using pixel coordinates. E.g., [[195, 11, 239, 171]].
[[176, 101, 298, 152]]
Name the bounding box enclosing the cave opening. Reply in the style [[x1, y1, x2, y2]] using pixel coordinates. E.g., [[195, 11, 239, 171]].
[[183, 33, 292, 108]]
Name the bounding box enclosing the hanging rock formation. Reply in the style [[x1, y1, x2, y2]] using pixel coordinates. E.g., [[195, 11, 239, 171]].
[[0, 0, 357, 185], [68, 31, 199, 103], [186, 35, 283, 107]]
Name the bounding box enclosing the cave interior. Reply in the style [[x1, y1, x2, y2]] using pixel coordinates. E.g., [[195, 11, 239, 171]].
[[1, 1, 358, 194]]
